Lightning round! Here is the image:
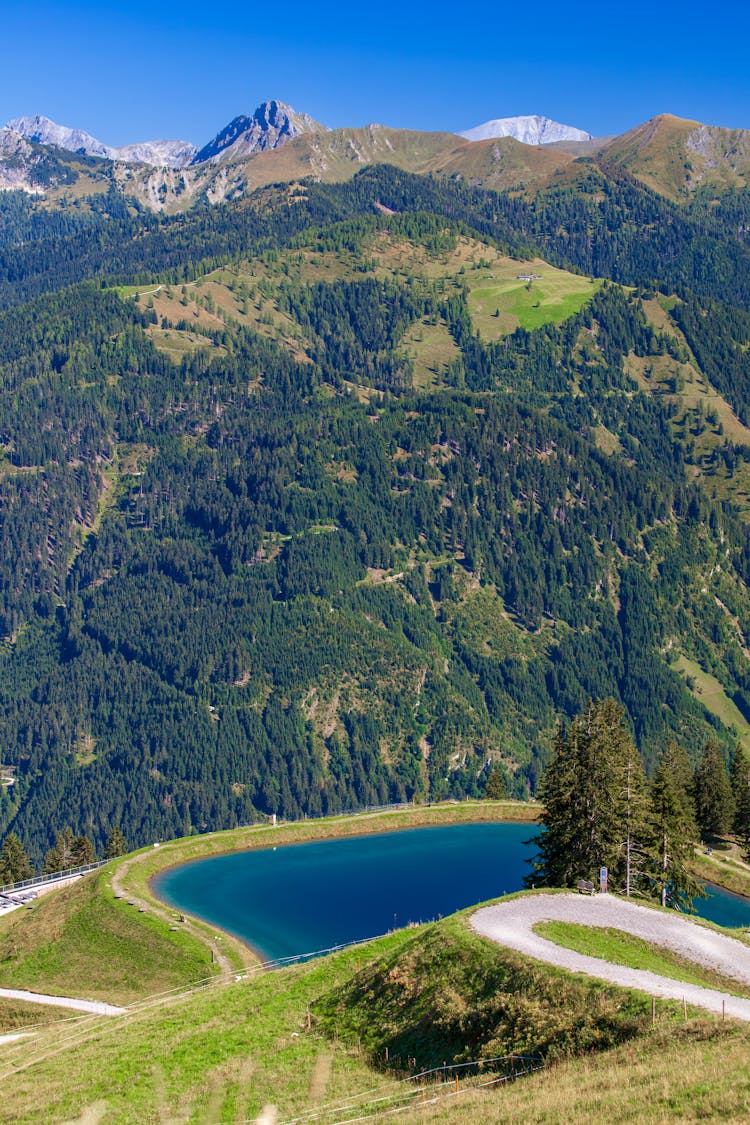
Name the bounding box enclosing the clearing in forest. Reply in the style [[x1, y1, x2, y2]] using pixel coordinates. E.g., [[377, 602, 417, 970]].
[[468, 256, 600, 337]]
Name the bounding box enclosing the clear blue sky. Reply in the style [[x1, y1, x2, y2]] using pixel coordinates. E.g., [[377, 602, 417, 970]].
[[2, 0, 747, 145]]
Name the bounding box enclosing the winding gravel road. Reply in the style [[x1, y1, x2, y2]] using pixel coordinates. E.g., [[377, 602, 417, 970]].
[[471, 893, 750, 1020]]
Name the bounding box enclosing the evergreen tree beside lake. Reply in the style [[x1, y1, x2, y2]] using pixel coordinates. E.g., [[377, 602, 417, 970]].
[[530, 701, 702, 909], [529, 699, 651, 896]]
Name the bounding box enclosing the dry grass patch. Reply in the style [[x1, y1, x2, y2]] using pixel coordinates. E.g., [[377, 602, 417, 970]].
[[402, 319, 461, 389]]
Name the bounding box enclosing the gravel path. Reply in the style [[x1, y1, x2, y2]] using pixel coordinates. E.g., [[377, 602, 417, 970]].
[[0, 988, 125, 1015], [471, 893, 750, 1020]]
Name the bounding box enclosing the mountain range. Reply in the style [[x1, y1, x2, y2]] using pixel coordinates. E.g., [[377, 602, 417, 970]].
[[4, 113, 198, 167], [1, 99, 748, 214], [3, 102, 592, 168]]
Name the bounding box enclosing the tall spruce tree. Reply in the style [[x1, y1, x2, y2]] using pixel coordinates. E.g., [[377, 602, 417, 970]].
[[104, 826, 128, 859], [529, 698, 650, 894], [730, 745, 750, 857], [0, 832, 33, 884], [648, 743, 701, 910], [661, 739, 695, 820], [43, 828, 96, 874], [693, 740, 734, 840]]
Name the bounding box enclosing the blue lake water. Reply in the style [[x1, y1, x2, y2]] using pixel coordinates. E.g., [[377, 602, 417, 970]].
[[152, 822, 750, 961], [697, 882, 750, 929]]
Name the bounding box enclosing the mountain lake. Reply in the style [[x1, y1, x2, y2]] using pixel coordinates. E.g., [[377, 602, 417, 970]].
[[152, 822, 750, 961]]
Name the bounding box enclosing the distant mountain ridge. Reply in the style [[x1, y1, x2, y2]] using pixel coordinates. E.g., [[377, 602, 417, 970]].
[[4, 101, 328, 170], [4, 104, 593, 170], [2, 106, 749, 211], [460, 114, 592, 145], [6, 114, 197, 168]]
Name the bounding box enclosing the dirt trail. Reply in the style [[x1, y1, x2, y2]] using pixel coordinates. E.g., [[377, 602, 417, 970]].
[[111, 853, 247, 979]]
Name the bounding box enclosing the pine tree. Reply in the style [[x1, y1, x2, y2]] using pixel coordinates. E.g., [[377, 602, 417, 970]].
[[0, 832, 33, 885], [529, 698, 650, 894], [730, 745, 750, 857], [662, 739, 696, 821], [693, 740, 734, 839], [72, 834, 96, 866], [43, 828, 96, 873], [527, 720, 582, 887], [484, 765, 508, 800], [104, 826, 128, 859], [618, 733, 652, 898], [44, 828, 76, 874], [648, 748, 702, 911]]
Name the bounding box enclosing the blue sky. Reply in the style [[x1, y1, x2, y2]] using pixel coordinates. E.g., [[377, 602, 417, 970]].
[[2, 1, 747, 145]]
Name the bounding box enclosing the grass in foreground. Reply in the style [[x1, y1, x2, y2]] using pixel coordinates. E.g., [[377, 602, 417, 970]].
[[2, 907, 741, 1125], [313, 913, 666, 1072], [534, 921, 750, 999], [2, 933, 410, 1125], [384, 1023, 750, 1124]]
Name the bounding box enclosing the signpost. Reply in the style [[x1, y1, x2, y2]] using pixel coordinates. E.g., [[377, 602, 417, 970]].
[[599, 866, 608, 894]]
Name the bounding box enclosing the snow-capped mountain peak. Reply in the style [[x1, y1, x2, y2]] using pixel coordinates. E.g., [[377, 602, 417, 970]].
[[459, 114, 592, 146]]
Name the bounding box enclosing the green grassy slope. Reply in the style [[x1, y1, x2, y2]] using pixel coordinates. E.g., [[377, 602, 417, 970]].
[[133, 230, 600, 362], [0, 868, 213, 1004], [2, 896, 748, 1124]]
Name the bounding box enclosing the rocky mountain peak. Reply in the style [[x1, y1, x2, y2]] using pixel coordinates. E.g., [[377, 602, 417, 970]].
[[7, 114, 111, 158], [5, 114, 197, 168], [191, 99, 327, 165]]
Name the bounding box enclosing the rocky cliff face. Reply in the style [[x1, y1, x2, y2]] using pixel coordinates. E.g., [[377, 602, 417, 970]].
[[108, 139, 198, 167], [460, 114, 592, 145], [0, 129, 46, 192], [192, 100, 327, 164]]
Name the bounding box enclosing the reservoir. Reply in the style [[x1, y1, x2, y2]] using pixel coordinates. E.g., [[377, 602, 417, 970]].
[[152, 822, 750, 961]]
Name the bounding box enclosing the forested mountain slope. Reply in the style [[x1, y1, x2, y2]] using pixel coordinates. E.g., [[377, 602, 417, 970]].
[[1, 168, 750, 864]]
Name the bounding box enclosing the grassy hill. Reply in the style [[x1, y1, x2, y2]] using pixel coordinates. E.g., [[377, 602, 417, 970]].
[[2, 866, 750, 1123], [132, 230, 601, 363], [0, 866, 215, 1005], [601, 114, 750, 201]]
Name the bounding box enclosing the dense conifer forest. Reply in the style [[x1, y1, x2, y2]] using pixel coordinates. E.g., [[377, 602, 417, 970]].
[[1, 160, 750, 866]]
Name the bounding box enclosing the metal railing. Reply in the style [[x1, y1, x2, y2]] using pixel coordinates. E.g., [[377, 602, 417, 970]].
[[0, 859, 107, 896]]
